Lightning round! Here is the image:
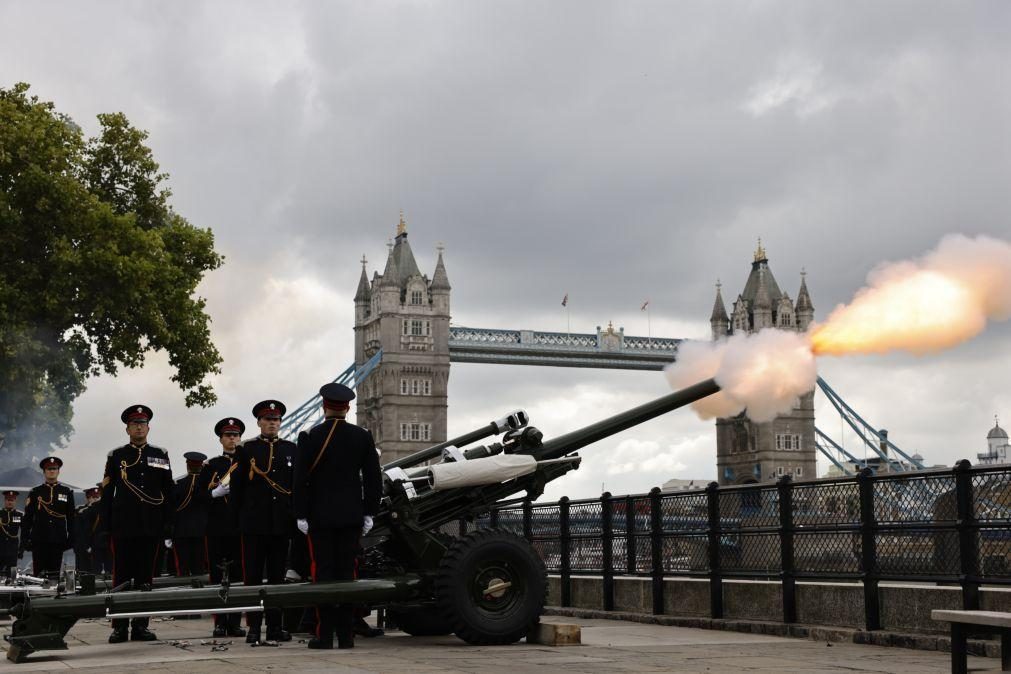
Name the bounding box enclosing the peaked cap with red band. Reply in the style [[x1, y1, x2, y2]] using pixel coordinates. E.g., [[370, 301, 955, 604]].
[[252, 400, 286, 420], [121, 404, 153, 424], [40, 456, 63, 470], [214, 417, 246, 437], [84, 487, 100, 496]]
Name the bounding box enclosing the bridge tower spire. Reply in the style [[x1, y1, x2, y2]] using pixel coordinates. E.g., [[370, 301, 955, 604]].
[[714, 244, 816, 485], [710, 280, 729, 340], [354, 213, 450, 463]]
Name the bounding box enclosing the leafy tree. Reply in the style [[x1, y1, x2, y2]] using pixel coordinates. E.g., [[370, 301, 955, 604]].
[[0, 83, 223, 463]]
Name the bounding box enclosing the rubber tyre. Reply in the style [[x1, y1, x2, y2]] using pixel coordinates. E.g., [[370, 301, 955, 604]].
[[387, 605, 454, 636], [434, 529, 546, 645]]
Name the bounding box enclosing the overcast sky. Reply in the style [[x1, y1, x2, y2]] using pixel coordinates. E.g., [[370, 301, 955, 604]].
[[2, 1, 1009, 499]]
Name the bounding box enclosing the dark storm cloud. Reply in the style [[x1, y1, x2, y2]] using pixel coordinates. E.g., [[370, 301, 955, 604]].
[[2, 1, 1009, 494]]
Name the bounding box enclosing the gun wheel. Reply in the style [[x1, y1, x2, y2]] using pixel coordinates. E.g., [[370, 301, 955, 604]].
[[434, 528, 546, 645]]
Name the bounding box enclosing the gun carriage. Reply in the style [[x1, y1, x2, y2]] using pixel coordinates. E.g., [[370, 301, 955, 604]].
[[3, 378, 720, 663]]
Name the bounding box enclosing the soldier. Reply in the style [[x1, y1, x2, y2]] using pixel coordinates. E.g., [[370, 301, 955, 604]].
[[100, 405, 175, 644], [293, 383, 381, 650], [22, 457, 75, 578], [206, 417, 246, 638], [73, 487, 101, 573], [0, 490, 24, 572], [171, 451, 210, 576], [230, 400, 296, 644], [86, 482, 111, 575]]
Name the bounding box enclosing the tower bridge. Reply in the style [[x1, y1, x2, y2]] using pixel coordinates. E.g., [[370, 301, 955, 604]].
[[448, 325, 680, 369], [280, 218, 922, 484]]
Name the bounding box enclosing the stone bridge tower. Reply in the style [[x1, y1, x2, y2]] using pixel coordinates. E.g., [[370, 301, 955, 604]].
[[711, 241, 816, 485], [354, 214, 451, 464]]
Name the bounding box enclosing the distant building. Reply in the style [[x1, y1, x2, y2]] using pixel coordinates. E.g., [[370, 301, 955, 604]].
[[978, 418, 1011, 465], [710, 241, 816, 485], [661, 478, 709, 492], [822, 453, 936, 478]]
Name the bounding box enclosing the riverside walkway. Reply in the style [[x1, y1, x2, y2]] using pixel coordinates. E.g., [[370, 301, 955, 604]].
[[0, 615, 994, 673]]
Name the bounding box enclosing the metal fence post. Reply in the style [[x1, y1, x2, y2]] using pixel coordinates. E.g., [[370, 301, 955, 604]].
[[458, 517, 467, 537], [857, 467, 880, 630], [489, 507, 499, 528], [626, 495, 637, 575], [650, 487, 664, 615], [778, 474, 796, 624], [522, 499, 533, 541], [601, 491, 615, 611], [954, 459, 980, 611], [706, 481, 723, 619], [559, 496, 571, 607]]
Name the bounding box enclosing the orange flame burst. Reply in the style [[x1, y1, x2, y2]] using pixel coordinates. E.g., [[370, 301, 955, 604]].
[[809, 269, 985, 356]]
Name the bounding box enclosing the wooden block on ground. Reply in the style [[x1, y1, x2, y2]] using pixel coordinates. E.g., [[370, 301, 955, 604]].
[[528, 622, 581, 646]]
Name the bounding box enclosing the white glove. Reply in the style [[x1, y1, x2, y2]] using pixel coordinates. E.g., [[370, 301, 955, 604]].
[[211, 483, 230, 498], [297, 518, 309, 535], [362, 515, 373, 536], [164, 538, 173, 549]]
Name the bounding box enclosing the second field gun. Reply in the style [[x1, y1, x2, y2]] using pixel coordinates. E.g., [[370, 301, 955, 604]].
[[4, 378, 720, 663]]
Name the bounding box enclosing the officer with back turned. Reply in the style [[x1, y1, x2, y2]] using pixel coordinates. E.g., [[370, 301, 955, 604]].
[[1, 490, 24, 573], [171, 452, 210, 576], [100, 405, 175, 644], [230, 400, 296, 645], [205, 417, 246, 638], [73, 487, 102, 573], [22, 457, 75, 578], [293, 383, 381, 650]]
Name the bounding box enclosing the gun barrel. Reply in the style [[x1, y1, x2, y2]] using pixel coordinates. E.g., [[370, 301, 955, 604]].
[[383, 410, 527, 471], [535, 378, 720, 461]]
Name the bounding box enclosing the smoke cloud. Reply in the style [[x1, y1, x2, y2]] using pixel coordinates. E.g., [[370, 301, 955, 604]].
[[665, 330, 817, 422], [811, 234, 1011, 356], [666, 234, 1011, 424]]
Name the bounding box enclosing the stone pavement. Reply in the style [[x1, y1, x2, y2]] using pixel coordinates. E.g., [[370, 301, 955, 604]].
[[0, 615, 998, 673]]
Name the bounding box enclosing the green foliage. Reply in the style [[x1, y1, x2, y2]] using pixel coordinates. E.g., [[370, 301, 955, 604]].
[[0, 83, 223, 459]]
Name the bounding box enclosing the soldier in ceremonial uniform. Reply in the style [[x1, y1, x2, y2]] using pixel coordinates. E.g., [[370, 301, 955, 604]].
[[73, 487, 102, 573], [230, 400, 296, 644], [171, 452, 210, 576], [22, 457, 75, 577], [206, 417, 246, 638], [1, 490, 24, 572], [86, 483, 111, 574], [293, 383, 382, 650], [100, 405, 175, 644]]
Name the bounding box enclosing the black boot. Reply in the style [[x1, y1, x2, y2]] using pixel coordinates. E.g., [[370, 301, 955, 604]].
[[130, 627, 158, 641], [354, 617, 384, 638], [108, 627, 129, 644], [226, 613, 246, 637], [307, 637, 332, 649], [245, 629, 261, 645], [212, 624, 227, 638], [266, 628, 291, 642]]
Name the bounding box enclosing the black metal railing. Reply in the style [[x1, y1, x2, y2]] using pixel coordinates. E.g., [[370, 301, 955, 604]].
[[457, 460, 1011, 630]]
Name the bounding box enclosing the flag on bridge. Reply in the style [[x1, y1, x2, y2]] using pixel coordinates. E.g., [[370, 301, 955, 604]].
[[561, 293, 568, 307], [641, 300, 650, 311]]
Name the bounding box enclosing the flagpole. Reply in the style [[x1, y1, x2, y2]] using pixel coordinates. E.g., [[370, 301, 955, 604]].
[[641, 299, 651, 347], [562, 293, 570, 341]]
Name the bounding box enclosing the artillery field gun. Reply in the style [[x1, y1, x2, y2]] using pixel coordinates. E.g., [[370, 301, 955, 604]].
[[2, 378, 720, 663]]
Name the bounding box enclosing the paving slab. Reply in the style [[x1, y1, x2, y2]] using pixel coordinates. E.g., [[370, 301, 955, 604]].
[[0, 615, 999, 672]]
